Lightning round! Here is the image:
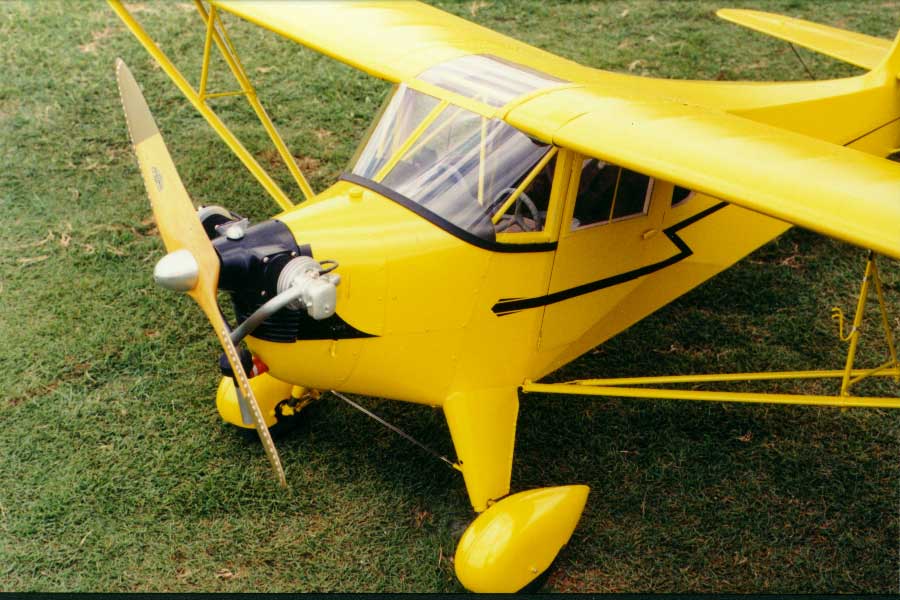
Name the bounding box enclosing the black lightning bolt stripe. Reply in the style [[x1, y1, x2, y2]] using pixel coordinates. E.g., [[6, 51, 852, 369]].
[[492, 202, 729, 315]]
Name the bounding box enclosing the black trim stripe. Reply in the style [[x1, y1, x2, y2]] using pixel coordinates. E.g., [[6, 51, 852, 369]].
[[492, 202, 728, 315], [293, 312, 377, 341], [339, 172, 557, 253]]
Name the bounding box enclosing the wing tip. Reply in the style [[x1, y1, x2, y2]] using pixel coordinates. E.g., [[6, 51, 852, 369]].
[[716, 8, 776, 23], [716, 8, 749, 17]]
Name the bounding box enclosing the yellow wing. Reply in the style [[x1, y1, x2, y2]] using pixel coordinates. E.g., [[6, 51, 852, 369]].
[[211, 0, 598, 84], [717, 9, 892, 71], [508, 87, 900, 260], [212, 1, 900, 258]]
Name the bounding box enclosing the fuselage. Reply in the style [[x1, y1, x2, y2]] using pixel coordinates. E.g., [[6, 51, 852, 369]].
[[247, 65, 900, 407]]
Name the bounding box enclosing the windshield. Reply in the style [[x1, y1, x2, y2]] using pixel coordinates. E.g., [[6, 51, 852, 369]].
[[350, 85, 552, 241], [418, 54, 565, 108]]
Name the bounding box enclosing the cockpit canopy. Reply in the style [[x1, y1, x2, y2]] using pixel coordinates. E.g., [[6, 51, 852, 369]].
[[349, 70, 561, 242]]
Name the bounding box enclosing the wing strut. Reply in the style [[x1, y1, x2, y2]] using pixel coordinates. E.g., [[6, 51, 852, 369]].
[[832, 252, 900, 396], [108, 0, 314, 211], [524, 253, 900, 410]]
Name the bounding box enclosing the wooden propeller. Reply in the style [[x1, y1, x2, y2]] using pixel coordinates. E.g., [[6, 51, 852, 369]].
[[115, 59, 286, 487]]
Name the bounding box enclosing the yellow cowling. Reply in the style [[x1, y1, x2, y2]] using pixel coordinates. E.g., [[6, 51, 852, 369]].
[[455, 485, 589, 592]]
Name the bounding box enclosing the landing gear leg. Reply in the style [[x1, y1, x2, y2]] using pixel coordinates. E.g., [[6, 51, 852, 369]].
[[444, 388, 589, 592]]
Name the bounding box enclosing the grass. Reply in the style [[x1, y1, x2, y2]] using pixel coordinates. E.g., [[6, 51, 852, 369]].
[[1, 0, 899, 592]]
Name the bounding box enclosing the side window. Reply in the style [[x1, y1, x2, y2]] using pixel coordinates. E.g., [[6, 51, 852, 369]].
[[672, 185, 693, 207], [571, 159, 651, 229], [612, 169, 651, 219]]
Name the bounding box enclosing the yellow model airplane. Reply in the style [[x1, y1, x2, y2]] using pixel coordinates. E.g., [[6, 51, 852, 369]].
[[108, 0, 900, 592]]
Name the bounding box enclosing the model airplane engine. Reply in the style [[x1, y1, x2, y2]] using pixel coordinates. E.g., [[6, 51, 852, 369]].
[[199, 208, 340, 337]]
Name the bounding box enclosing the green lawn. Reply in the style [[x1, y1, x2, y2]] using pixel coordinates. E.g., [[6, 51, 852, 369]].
[[1, 0, 899, 592]]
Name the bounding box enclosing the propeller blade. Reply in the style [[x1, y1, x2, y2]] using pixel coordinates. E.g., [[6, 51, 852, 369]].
[[115, 59, 286, 488]]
